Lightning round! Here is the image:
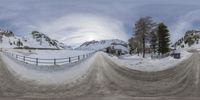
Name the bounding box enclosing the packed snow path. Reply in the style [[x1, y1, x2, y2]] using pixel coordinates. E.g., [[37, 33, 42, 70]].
[[0, 51, 200, 99]]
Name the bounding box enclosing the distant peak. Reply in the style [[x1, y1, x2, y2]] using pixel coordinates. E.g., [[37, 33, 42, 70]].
[[0, 29, 15, 37]]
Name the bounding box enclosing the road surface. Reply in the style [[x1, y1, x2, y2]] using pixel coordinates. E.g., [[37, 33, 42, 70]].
[[0, 52, 200, 99]]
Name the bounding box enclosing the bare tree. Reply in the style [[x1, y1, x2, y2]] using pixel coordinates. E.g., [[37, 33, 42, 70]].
[[128, 37, 142, 55], [134, 16, 156, 58]]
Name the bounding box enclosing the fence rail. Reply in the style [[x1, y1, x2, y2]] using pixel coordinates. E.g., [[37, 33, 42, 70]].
[[3, 51, 95, 66], [151, 53, 170, 59]]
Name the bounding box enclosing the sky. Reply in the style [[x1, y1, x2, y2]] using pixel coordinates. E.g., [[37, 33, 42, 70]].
[[0, 0, 200, 45]]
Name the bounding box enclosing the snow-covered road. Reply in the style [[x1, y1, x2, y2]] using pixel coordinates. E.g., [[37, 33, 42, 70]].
[[0, 51, 200, 99]]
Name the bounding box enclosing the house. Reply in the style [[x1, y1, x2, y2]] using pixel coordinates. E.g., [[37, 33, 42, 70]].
[[105, 44, 129, 56]]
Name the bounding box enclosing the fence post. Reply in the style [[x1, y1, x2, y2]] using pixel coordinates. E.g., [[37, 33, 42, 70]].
[[78, 56, 80, 61], [36, 58, 38, 66], [69, 57, 71, 63], [54, 59, 56, 65], [23, 56, 25, 62], [16, 55, 18, 60]]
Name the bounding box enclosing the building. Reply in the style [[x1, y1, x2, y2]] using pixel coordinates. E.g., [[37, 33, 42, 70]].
[[105, 44, 129, 56]]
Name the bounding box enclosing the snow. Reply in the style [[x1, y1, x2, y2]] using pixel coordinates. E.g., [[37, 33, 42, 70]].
[[113, 45, 129, 53], [0, 31, 71, 49], [176, 42, 200, 50], [2, 49, 94, 66], [105, 50, 192, 72], [76, 39, 128, 52], [188, 43, 200, 50], [7, 49, 93, 59], [0, 48, 192, 86], [174, 30, 200, 50], [0, 36, 19, 48], [0, 51, 97, 85], [22, 34, 55, 49], [0, 34, 59, 49]]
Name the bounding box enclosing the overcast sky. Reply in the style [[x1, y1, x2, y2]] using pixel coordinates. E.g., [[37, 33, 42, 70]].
[[0, 0, 200, 45]]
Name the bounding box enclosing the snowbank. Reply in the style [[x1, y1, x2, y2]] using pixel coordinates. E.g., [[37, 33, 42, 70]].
[[105, 50, 192, 72]]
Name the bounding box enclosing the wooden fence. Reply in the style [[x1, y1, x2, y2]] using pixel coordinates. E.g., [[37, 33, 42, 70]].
[[3, 51, 95, 66]]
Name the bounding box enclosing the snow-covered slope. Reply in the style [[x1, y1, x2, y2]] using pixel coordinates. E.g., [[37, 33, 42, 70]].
[[76, 39, 129, 52], [0, 30, 71, 49], [0, 29, 20, 48], [173, 30, 200, 50], [21, 31, 64, 49], [58, 43, 73, 50]]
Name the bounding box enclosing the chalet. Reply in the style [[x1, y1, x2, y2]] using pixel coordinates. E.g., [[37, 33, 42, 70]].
[[104, 43, 129, 56]]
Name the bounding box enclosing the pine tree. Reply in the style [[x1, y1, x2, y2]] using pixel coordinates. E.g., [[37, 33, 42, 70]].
[[157, 23, 170, 55], [0, 35, 3, 43], [150, 31, 158, 54]]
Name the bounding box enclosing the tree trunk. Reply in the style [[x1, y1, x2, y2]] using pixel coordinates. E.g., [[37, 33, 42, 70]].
[[143, 36, 145, 58]]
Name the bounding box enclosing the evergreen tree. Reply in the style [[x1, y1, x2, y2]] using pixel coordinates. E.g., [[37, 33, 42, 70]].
[[150, 31, 158, 54], [17, 39, 23, 47], [0, 35, 3, 43], [186, 36, 194, 47], [157, 23, 170, 55]]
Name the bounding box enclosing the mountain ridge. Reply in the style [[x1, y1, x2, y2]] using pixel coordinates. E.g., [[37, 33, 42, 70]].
[[0, 29, 72, 49], [76, 39, 129, 53]]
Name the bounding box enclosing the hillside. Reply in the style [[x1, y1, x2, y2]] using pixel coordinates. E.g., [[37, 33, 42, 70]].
[[0, 29, 21, 48], [76, 39, 129, 52], [0, 29, 71, 49], [173, 30, 200, 49], [22, 31, 65, 49]]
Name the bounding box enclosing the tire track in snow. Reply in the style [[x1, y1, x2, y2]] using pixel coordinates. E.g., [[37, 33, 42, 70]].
[[0, 52, 200, 99]]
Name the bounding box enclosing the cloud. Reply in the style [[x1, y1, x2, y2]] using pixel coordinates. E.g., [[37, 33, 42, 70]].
[[170, 10, 200, 42], [0, 0, 200, 44], [36, 13, 128, 44]]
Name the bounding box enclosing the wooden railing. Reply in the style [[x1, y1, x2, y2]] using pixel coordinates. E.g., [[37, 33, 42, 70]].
[[3, 51, 95, 66]]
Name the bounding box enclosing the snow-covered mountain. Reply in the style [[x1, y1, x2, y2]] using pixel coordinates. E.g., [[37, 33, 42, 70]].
[[21, 31, 65, 49], [58, 43, 73, 50], [173, 30, 200, 49], [0, 29, 71, 49], [0, 29, 23, 48], [76, 39, 129, 52]]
